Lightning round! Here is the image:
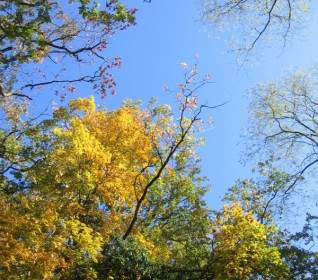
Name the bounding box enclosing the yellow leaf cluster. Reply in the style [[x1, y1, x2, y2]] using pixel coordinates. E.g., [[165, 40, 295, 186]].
[[30, 97, 156, 241], [212, 204, 288, 279], [0, 194, 65, 279], [64, 219, 103, 263], [50, 98, 153, 206], [135, 230, 172, 262]]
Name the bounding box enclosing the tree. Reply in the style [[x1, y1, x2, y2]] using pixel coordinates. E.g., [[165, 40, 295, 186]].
[[0, 67, 220, 279], [223, 160, 318, 279], [1, 84, 310, 279], [201, 0, 311, 53], [281, 213, 318, 279], [209, 203, 288, 279], [0, 0, 139, 203], [0, 0, 143, 208], [0, 0, 137, 101], [224, 160, 291, 223], [246, 69, 318, 194]]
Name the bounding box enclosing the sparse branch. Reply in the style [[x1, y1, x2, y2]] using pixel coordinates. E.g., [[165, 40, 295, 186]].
[[20, 71, 101, 90], [201, 0, 305, 53], [123, 119, 193, 239], [0, 0, 137, 100], [123, 70, 225, 239], [248, 0, 278, 51], [247, 70, 318, 195], [284, 158, 318, 195]]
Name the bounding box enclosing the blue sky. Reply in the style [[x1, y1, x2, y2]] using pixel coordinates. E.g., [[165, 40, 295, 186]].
[[33, 0, 318, 210]]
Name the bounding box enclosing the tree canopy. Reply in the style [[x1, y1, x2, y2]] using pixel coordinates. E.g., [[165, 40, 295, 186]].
[[1, 0, 318, 279], [201, 0, 311, 54]]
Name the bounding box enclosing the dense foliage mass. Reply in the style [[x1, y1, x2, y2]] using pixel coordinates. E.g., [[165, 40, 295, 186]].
[[2, 95, 318, 279], [0, 96, 289, 279], [1, 0, 318, 279]]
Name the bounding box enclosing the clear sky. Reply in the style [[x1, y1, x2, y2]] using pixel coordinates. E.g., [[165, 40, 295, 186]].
[[34, 0, 318, 210]]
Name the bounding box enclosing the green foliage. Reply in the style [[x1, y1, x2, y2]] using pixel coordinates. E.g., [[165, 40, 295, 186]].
[[224, 161, 291, 223], [0, 0, 135, 64], [96, 236, 163, 280], [0, 0, 137, 100]]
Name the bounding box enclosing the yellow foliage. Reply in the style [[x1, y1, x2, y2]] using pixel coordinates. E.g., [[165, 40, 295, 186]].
[[30, 97, 156, 241], [212, 204, 288, 279], [64, 219, 103, 262], [0, 97, 161, 278], [69, 96, 96, 113], [135, 230, 171, 262], [0, 194, 65, 279]]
